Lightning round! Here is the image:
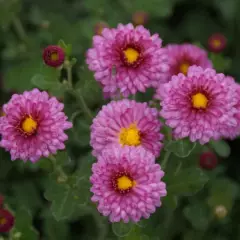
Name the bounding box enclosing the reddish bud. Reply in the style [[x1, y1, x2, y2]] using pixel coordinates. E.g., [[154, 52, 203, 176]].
[[208, 33, 227, 53], [132, 11, 148, 26], [42, 45, 65, 68], [0, 209, 14, 233], [199, 151, 218, 170], [94, 22, 109, 36]]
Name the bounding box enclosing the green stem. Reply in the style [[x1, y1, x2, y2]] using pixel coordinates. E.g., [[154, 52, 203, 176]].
[[66, 64, 73, 88], [49, 155, 68, 182], [161, 151, 171, 169], [75, 89, 93, 120], [12, 17, 27, 42]]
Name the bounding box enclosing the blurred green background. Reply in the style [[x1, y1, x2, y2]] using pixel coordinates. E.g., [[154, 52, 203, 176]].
[[1, 0, 240, 239]]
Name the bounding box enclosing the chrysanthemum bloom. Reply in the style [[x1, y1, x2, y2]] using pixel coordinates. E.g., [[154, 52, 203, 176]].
[[215, 76, 240, 139], [0, 89, 72, 162], [0, 107, 4, 117], [90, 99, 164, 157], [163, 44, 212, 81], [199, 151, 218, 170], [94, 22, 109, 36], [42, 45, 65, 67], [132, 11, 148, 26], [0, 209, 14, 233], [208, 33, 227, 53], [157, 66, 238, 144], [90, 146, 167, 222], [86, 23, 169, 98]]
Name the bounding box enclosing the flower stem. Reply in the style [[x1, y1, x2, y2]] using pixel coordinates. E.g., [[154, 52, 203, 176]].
[[66, 62, 73, 88], [49, 155, 68, 182], [12, 17, 27, 42], [161, 151, 171, 169]]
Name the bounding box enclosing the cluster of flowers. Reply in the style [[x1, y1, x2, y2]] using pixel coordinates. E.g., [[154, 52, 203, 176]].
[[0, 22, 235, 224], [86, 23, 239, 222], [0, 196, 14, 233]]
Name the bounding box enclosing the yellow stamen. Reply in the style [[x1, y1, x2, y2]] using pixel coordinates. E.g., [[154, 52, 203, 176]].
[[123, 48, 139, 64], [0, 217, 6, 225], [192, 93, 208, 109], [179, 62, 190, 75], [212, 39, 221, 48], [117, 176, 136, 190], [51, 52, 59, 61], [119, 123, 141, 146], [21, 116, 38, 134]]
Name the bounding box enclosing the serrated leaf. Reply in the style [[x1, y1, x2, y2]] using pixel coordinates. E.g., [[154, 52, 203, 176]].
[[184, 202, 211, 230], [10, 208, 39, 240], [165, 139, 196, 158], [209, 140, 230, 158], [165, 167, 209, 196]]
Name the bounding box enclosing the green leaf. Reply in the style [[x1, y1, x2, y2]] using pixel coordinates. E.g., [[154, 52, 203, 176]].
[[207, 177, 239, 211], [44, 173, 78, 221], [165, 139, 196, 158], [184, 202, 211, 230], [209, 140, 231, 158], [112, 222, 134, 237], [209, 53, 232, 72], [165, 167, 209, 196], [10, 208, 39, 240], [162, 194, 178, 210]]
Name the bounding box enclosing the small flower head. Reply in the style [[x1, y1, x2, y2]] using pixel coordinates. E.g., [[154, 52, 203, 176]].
[[90, 99, 164, 157], [94, 22, 109, 35], [90, 146, 167, 222], [132, 11, 148, 26], [43, 45, 65, 67], [86, 23, 169, 98], [163, 44, 212, 81], [199, 151, 218, 170], [156, 66, 237, 144], [0, 209, 14, 233], [0, 89, 72, 162], [208, 33, 227, 53]]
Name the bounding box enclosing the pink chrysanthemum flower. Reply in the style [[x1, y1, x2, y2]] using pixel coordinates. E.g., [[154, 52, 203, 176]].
[[156, 66, 238, 144], [90, 145, 167, 223], [215, 76, 240, 139], [90, 99, 164, 157], [208, 33, 227, 53], [164, 44, 212, 81], [86, 23, 169, 98], [0, 89, 72, 162], [43, 45, 65, 68]]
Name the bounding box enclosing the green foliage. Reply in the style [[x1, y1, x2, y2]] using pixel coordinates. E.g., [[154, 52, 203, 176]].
[[0, 0, 239, 239]]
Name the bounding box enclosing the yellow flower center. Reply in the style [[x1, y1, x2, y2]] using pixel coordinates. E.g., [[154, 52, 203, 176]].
[[192, 93, 208, 109], [117, 176, 136, 190], [21, 116, 38, 134], [119, 123, 141, 146], [123, 48, 140, 64], [51, 52, 59, 61], [179, 62, 190, 75], [0, 217, 6, 225], [212, 39, 221, 48]]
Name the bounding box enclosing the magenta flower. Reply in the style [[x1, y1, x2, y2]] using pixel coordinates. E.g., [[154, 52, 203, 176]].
[[208, 33, 227, 53], [90, 145, 167, 223], [90, 99, 164, 157], [43, 45, 65, 67], [0, 209, 14, 233], [0, 89, 72, 162], [215, 76, 240, 139], [156, 66, 238, 144], [163, 44, 212, 81], [86, 23, 169, 98]]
